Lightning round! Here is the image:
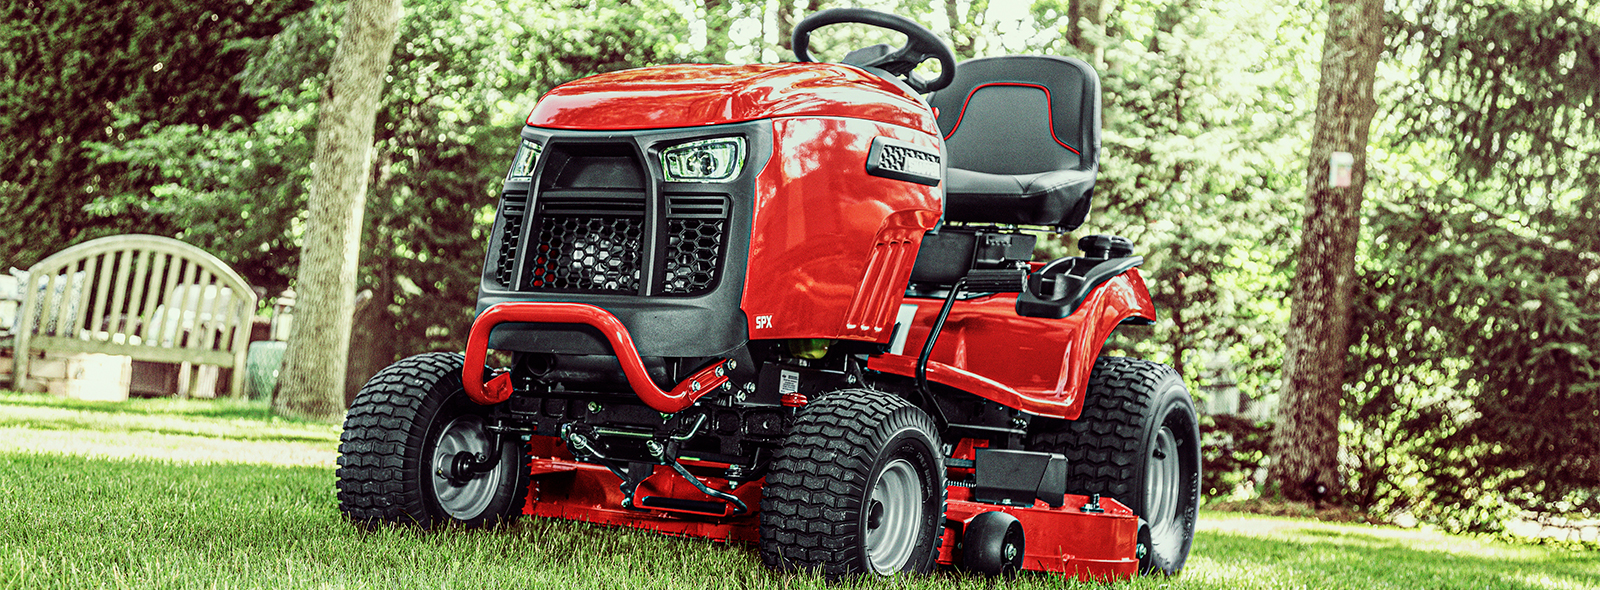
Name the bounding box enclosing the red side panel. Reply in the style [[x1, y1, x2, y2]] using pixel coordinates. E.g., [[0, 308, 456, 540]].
[[527, 63, 940, 136], [869, 270, 1156, 420], [740, 118, 943, 343]]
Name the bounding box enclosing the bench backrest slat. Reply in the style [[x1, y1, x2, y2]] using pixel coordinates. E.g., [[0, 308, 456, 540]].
[[10, 235, 260, 397]]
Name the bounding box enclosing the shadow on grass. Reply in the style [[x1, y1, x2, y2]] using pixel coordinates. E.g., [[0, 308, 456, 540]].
[[0, 391, 339, 446], [0, 390, 284, 421]]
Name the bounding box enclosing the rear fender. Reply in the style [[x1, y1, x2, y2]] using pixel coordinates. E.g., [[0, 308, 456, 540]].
[[1054, 268, 1156, 418], [871, 267, 1155, 420]]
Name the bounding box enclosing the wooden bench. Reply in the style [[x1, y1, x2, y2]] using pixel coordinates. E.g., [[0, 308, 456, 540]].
[[9, 235, 258, 397]]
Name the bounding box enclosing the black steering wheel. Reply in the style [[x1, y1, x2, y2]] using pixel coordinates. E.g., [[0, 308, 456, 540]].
[[792, 8, 957, 94]]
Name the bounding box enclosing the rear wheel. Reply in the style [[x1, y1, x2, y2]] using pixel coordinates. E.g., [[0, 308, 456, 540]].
[[760, 389, 946, 579], [1030, 356, 1200, 575], [336, 352, 529, 529]]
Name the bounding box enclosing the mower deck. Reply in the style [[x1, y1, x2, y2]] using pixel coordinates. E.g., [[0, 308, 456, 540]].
[[520, 436, 1138, 580]]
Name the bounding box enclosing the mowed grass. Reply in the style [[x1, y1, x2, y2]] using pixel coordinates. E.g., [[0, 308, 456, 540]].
[[0, 391, 1596, 590]]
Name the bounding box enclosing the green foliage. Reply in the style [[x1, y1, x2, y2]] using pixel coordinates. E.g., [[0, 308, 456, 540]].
[[1028, 0, 1318, 404], [1350, 187, 1600, 529], [1345, 0, 1600, 530], [1201, 414, 1274, 499], [0, 0, 310, 271], [83, 0, 692, 386]]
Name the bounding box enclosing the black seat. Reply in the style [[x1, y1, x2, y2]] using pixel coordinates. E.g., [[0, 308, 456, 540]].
[[926, 55, 1101, 229]]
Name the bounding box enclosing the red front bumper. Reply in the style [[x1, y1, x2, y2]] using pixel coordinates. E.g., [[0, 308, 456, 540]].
[[462, 302, 731, 413]]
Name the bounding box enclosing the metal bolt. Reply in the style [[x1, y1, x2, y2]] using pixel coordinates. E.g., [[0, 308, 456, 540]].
[[726, 360, 737, 370], [715, 366, 725, 377], [645, 440, 664, 458], [743, 382, 756, 393], [722, 382, 732, 391], [1136, 543, 1148, 559], [846, 374, 857, 384], [691, 381, 701, 392], [1004, 543, 1018, 561], [587, 401, 602, 414], [735, 390, 747, 403]]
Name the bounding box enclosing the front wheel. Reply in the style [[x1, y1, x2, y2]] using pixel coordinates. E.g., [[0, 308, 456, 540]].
[[1030, 356, 1201, 575], [760, 389, 946, 579], [336, 352, 529, 529]]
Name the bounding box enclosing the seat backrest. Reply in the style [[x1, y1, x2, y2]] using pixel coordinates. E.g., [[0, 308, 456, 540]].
[[927, 55, 1101, 176]]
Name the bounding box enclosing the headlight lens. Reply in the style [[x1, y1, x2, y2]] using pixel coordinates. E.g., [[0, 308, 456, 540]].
[[507, 139, 543, 180], [661, 137, 745, 182]]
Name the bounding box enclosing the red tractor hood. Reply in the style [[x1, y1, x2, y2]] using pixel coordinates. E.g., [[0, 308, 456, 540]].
[[526, 63, 940, 136]]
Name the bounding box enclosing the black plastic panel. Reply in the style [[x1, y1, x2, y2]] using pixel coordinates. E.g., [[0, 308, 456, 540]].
[[973, 448, 1068, 508], [477, 121, 772, 358]]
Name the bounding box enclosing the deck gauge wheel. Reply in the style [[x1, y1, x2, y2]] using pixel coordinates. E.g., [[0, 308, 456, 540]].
[[961, 510, 1025, 576]]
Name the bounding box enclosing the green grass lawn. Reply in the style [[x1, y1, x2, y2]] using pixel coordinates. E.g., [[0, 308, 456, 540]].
[[0, 391, 1596, 590]]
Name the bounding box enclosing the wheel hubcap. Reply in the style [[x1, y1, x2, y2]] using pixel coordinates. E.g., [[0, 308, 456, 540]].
[[1146, 425, 1183, 560], [864, 458, 922, 574], [431, 414, 503, 520]]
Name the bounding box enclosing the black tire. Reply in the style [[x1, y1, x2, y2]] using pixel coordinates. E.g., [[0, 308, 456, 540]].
[[336, 352, 529, 529], [961, 510, 1024, 577], [1029, 356, 1200, 575], [760, 389, 946, 579]]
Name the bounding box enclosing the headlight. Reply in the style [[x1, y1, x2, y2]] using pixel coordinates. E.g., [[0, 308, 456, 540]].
[[660, 137, 745, 182], [507, 139, 543, 180]]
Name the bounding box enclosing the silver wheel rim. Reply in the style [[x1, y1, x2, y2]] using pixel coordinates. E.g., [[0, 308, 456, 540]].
[[1146, 424, 1183, 560], [864, 458, 922, 574], [431, 414, 503, 520]]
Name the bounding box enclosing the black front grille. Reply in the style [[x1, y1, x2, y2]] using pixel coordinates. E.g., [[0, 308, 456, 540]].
[[662, 196, 728, 294], [525, 195, 644, 293], [493, 197, 526, 287], [492, 141, 735, 297]]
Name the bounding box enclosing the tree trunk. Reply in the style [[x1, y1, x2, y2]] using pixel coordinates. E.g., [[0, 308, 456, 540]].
[[1064, 0, 1104, 64], [273, 0, 403, 421], [1267, 0, 1384, 504], [344, 286, 388, 406]]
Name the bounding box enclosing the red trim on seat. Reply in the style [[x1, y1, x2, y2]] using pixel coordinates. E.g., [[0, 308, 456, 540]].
[[944, 82, 1081, 155]]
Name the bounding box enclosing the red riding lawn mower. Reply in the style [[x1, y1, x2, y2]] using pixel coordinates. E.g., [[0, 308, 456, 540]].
[[336, 7, 1201, 581]]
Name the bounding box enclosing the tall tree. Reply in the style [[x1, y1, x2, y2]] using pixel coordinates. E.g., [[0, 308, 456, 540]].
[[1268, 0, 1385, 502], [273, 0, 403, 421]]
